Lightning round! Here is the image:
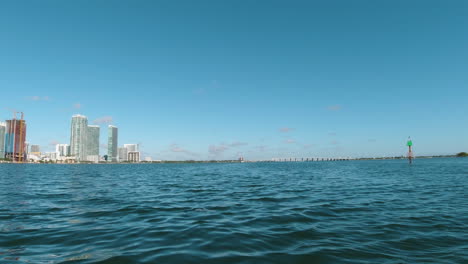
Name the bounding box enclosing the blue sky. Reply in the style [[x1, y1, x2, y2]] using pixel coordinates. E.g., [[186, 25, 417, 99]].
[[1, 0, 467, 160]]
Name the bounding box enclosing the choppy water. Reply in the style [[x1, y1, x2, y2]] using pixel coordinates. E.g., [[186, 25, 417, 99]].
[[0, 158, 467, 263]]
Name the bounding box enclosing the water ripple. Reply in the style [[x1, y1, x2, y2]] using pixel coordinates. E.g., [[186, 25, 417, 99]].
[[0, 159, 467, 263]]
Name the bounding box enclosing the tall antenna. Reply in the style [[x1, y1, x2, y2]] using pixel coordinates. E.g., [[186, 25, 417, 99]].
[[407, 136, 413, 164]]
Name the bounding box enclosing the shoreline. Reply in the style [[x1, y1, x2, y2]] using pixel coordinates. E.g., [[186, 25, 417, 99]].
[[0, 156, 458, 164]]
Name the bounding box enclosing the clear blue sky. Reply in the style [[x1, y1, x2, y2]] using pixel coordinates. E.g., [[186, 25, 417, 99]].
[[1, 0, 467, 160]]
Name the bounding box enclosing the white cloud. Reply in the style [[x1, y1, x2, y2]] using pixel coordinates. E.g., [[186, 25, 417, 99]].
[[207, 141, 248, 156], [229, 141, 248, 147], [49, 140, 60, 146], [279, 127, 294, 133], [209, 144, 229, 155], [26, 96, 50, 101], [303, 144, 315, 149], [327, 105, 342, 111], [170, 144, 195, 155], [93, 116, 113, 125]]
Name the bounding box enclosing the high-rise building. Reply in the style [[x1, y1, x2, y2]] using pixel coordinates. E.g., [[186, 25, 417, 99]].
[[124, 144, 139, 152], [107, 125, 118, 162], [70, 114, 88, 161], [118, 147, 128, 162], [86, 125, 100, 161], [24, 142, 29, 155], [30, 144, 41, 153], [0, 122, 6, 158], [56, 144, 71, 158], [4, 117, 27, 162]]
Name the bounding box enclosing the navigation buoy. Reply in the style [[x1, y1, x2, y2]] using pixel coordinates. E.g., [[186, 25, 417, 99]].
[[407, 137, 413, 164]]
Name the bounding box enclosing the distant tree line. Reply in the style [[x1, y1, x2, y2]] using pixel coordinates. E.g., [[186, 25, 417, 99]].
[[456, 152, 468, 157]]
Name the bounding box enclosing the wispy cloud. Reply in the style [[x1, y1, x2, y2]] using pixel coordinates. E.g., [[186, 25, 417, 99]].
[[303, 144, 315, 149], [170, 144, 196, 155], [229, 141, 248, 147], [255, 145, 268, 152], [49, 140, 60, 146], [284, 139, 296, 144], [207, 141, 247, 156], [327, 105, 342, 111], [330, 140, 339, 145], [193, 88, 206, 95], [193, 80, 221, 95], [26, 96, 50, 101], [209, 144, 229, 155], [93, 116, 113, 125], [73, 103, 82, 109], [279, 127, 294, 133]]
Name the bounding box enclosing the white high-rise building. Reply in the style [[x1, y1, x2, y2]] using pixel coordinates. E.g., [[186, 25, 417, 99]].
[[0, 122, 6, 158], [56, 144, 71, 159], [107, 125, 118, 162], [124, 144, 139, 152], [70, 114, 88, 161]]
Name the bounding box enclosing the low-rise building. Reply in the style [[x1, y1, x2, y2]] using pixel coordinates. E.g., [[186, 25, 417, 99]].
[[86, 155, 100, 163], [128, 151, 140, 162]]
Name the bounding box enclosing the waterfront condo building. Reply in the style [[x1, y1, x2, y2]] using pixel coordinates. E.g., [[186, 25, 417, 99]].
[[0, 122, 6, 158], [118, 147, 128, 162], [30, 144, 41, 156], [70, 114, 88, 161], [124, 144, 139, 152], [108, 125, 118, 162], [30, 144, 40, 153], [128, 151, 140, 163], [4, 118, 27, 162], [86, 125, 100, 162], [55, 144, 71, 158], [24, 142, 29, 155]]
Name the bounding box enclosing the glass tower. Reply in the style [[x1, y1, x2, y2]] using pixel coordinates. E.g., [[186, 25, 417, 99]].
[[118, 147, 128, 162], [86, 125, 100, 157], [70, 114, 88, 161], [108, 125, 118, 162], [0, 122, 6, 158]]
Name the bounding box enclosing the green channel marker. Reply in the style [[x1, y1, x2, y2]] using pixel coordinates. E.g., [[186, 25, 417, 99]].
[[407, 140, 413, 147]]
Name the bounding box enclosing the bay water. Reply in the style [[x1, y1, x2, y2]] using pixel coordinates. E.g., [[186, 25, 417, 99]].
[[0, 158, 467, 263]]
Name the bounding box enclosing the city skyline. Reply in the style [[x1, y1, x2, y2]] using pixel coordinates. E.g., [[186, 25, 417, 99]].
[[1, 1, 467, 160], [0, 113, 143, 163]]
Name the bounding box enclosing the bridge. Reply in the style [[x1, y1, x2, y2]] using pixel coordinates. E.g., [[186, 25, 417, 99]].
[[270, 157, 353, 162]]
